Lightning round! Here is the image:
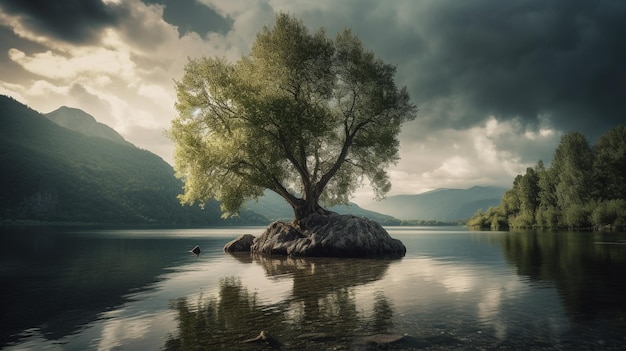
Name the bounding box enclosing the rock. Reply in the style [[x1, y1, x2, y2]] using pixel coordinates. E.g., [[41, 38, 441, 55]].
[[362, 334, 405, 345], [190, 245, 201, 256], [250, 213, 406, 258], [224, 234, 256, 252], [241, 330, 281, 347], [241, 330, 270, 343]]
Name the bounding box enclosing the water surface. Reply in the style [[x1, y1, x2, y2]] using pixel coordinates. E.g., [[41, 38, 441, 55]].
[[1, 226, 625, 350]]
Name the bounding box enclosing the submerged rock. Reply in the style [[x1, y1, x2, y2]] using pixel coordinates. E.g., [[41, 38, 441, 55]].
[[362, 334, 405, 345], [224, 234, 255, 252], [250, 213, 406, 258]]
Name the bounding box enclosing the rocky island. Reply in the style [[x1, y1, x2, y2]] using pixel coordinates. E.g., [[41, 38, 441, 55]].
[[224, 213, 406, 258]]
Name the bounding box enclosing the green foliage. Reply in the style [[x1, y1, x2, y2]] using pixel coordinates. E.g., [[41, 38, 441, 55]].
[[467, 209, 488, 229], [467, 206, 508, 230], [562, 203, 593, 229], [592, 126, 626, 200], [169, 13, 416, 220], [469, 126, 626, 231], [591, 199, 626, 229], [552, 132, 594, 208], [535, 205, 561, 228]]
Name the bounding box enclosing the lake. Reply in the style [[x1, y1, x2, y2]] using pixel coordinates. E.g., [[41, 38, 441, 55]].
[[1, 226, 625, 350]]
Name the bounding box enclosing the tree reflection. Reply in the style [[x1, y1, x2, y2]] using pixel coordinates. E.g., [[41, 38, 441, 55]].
[[501, 231, 626, 322], [164, 277, 283, 350], [370, 291, 394, 333], [165, 256, 397, 350]]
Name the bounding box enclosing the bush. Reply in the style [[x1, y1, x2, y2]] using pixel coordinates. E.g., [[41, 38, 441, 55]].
[[535, 206, 560, 228], [509, 211, 535, 228], [592, 199, 626, 230], [563, 203, 593, 229]]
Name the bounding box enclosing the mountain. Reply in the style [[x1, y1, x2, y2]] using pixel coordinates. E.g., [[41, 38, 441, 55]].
[[244, 191, 400, 225], [45, 106, 133, 147], [362, 186, 506, 221], [0, 95, 264, 225]]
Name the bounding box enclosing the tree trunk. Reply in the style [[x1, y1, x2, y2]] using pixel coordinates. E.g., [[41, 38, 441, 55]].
[[292, 196, 332, 226]]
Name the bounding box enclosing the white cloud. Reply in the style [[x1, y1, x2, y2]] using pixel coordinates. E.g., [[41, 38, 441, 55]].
[[8, 47, 136, 81], [138, 83, 171, 104], [0, 81, 28, 102], [29, 80, 70, 96], [427, 156, 474, 180]]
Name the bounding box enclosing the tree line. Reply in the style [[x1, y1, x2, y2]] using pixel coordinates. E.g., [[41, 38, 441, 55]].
[[469, 125, 626, 231]]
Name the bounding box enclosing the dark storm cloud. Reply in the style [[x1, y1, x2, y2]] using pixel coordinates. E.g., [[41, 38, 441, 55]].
[[141, 0, 232, 37], [0, 0, 123, 44], [405, 0, 626, 138], [0, 25, 42, 80], [313, 0, 626, 140]]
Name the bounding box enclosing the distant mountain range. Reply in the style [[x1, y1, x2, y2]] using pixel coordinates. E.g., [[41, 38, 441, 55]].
[[362, 186, 506, 221], [244, 190, 400, 225]]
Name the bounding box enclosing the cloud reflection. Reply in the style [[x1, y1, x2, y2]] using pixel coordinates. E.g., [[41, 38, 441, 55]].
[[97, 315, 151, 351], [380, 255, 530, 340]]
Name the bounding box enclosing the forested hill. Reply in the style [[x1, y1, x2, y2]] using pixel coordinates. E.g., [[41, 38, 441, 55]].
[[362, 186, 506, 221], [0, 95, 265, 225], [46, 106, 133, 147]]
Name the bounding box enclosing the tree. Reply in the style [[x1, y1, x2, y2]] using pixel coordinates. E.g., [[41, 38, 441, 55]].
[[536, 159, 561, 228], [169, 14, 416, 222], [507, 167, 540, 228], [592, 125, 626, 200], [551, 132, 593, 211]]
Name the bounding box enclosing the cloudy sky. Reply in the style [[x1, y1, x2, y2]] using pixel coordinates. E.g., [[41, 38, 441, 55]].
[[1, 0, 624, 204]]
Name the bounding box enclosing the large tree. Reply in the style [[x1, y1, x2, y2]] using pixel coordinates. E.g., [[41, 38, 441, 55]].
[[592, 125, 626, 200], [169, 14, 416, 222], [551, 132, 594, 209]]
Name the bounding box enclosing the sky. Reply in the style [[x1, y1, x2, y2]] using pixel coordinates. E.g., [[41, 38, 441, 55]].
[[1, 0, 625, 204]]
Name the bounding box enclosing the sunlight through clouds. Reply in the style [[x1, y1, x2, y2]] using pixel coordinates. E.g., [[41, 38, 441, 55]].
[[8, 47, 136, 81], [0, 8, 48, 45], [29, 80, 70, 96]]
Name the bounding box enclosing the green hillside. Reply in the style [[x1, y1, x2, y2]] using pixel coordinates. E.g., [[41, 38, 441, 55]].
[[46, 106, 133, 147], [0, 95, 265, 225], [362, 186, 506, 221]]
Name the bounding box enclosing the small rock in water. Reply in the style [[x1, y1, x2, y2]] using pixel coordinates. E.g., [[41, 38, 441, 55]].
[[190, 245, 201, 256], [241, 330, 281, 347]]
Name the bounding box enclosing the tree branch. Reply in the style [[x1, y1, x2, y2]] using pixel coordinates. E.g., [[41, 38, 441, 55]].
[[277, 130, 312, 192]]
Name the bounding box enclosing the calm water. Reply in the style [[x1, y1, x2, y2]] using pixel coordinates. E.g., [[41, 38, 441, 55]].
[[1, 226, 625, 350]]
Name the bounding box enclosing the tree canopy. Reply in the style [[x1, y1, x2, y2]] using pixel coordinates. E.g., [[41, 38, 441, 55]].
[[169, 14, 416, 221], [468, 125, 626, 231]]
